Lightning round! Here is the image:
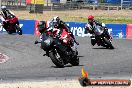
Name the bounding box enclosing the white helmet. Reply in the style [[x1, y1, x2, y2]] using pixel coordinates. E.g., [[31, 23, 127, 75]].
[[52, 16, 60, 27], [1, 6, 6, 10], [52, 16, 60, 22], [102, 23, 106, 27]]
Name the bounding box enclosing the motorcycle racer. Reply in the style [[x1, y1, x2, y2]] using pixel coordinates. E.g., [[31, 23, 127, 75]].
[[85, 15, 112, 45], [52, 16, 79, 45], [1, 6, 15, 20], [0, 6, 22, 35]]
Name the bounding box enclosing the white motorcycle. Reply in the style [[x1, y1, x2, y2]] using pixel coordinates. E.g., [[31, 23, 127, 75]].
[[87, 23, 114, 49]]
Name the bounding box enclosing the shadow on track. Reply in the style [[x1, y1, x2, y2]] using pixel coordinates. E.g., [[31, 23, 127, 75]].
[[92, 47, 115, 50], [51, 64, 84, 68], [78, 55, 84, 58]]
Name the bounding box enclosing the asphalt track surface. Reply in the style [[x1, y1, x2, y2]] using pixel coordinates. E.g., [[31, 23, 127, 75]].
[[0, 34, 132, 81]]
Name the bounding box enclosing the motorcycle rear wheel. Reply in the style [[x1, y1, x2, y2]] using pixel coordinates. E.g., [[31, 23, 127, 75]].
[[70, 55, 79, 66], [7, 31, 12, 34]]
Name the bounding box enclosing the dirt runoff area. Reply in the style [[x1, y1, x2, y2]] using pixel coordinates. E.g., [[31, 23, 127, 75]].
[[0, 79, 131, 88], [13, 10, 132, 23]]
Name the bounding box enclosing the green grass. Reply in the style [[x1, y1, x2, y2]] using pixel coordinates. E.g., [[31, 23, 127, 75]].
[[62, 16, 132, 24], [95, 18, 132, 24], [15, 11, 132, 24]]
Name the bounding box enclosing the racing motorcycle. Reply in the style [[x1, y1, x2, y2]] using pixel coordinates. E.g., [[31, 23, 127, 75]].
[[2, 14, 22, 35], [35, 27, 79, 68], [86, 23, 114, 49]]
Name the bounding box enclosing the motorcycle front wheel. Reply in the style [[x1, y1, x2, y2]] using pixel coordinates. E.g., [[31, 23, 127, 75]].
[[91, 38, 96, 46], [103, 37, 114, 49], [49, 50, 64, 68]]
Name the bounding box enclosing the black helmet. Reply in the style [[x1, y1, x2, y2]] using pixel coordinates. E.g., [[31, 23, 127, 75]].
[[38, 21, 46, 33]]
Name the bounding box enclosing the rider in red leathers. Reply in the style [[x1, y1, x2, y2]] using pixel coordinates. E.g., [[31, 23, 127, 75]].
[[37, 16, 79, 45], [52, 16, 79, 45], [1, 6, 20, 34]]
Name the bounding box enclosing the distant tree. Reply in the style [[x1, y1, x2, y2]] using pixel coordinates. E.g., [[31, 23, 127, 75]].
[[99, 0, 105, 3]]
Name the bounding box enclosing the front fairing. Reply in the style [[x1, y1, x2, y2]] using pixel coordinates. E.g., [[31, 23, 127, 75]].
[[41, 33, 54, 51], [94, 26, 104, 36]]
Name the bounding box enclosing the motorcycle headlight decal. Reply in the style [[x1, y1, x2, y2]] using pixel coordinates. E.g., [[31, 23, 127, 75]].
[[64, 34, 68, 38], [63, 39, 67, 43], [44, 39, 51, 45], [62, 34, 68, 40]]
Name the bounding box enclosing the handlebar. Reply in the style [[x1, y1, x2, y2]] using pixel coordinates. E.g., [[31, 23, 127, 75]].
[[34, 40, 41, 44]]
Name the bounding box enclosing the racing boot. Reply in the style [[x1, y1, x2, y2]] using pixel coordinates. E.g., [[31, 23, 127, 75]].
[[74, 40, 79, 45]]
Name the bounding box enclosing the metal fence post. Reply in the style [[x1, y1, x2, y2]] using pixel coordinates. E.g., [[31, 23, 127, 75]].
[[34, 0, 35, 13], [47, 0, 48, 6], [121, 0, 123, 10], [0, 0, 1, 12]]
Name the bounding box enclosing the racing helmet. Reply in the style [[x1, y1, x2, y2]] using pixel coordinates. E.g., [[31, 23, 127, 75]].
[[52, 16, 60, 28], [88, 15, 94, 23], [88, 15, 94, 20], [1, 6, 7, 11], [38, 21, 46, 33]]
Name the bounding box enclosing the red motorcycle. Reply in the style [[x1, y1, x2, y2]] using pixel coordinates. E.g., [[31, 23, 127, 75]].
[[60, 29, 74, 46], [51, 28, 74, 47], [35, 27, 79, 68], [2, 14, 22, 35]]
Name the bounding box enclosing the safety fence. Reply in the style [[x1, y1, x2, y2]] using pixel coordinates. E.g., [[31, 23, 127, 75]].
[[0, 20, 132, 39], [1, 0, 132, 11]]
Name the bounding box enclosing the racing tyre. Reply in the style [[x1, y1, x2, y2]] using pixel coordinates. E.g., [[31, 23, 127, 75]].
[[104, 37, 114, 49], [49, 50, 64, 68], [7, 31, 12, 34], [91, 38, 96, 46], [70, 55, 79, 66]]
